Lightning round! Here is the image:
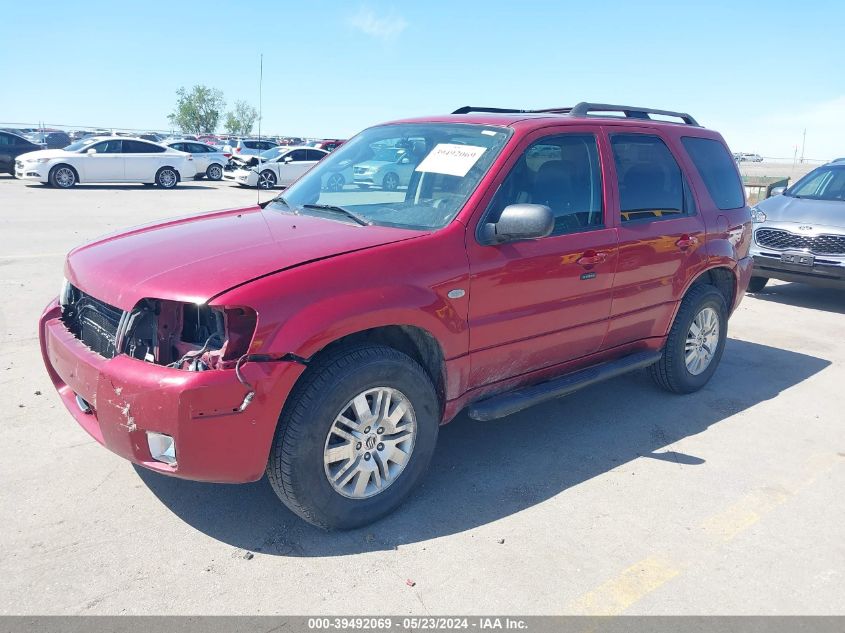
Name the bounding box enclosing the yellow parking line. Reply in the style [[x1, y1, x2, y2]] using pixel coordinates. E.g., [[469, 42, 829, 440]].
[[568, 556, 681, 616], [566, 452, 841, 615]]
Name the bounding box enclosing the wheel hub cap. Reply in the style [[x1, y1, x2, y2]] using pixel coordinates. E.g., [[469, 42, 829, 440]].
[[323, 387, 416, 499], [685, 306, 719, 375]]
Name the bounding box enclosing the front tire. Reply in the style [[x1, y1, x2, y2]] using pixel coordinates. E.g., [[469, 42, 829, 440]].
[[266, 344, 439, 530], [155, 167, 179, 189], [258, 169, 276, 189], [49, 164, 77, 188], [747, 276, 769, 293], [382, 171, 399, 191], [650, 285, 727, 394]]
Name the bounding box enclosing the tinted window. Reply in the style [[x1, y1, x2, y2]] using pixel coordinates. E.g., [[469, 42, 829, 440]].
[[288, 149, 309, 161], [306, 149, 327, 161], [258, 141, 276, 150], [170, 143, 186, 152], [611, 134, 687, 222], [243, 141, 258, 149], [0, 133, 12, 145], [89, 140, 122, 153], [682, 137, 744, 209], [489, 133, 603, 235], [123, 140, 164, 153]]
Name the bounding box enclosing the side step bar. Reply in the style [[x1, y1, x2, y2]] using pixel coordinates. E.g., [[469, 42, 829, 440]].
[[466, 351, 662, 421]]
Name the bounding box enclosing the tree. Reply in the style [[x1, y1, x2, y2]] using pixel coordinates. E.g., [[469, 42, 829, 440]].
[[168, 85, 225, 134], [224, 101, 259, 136]]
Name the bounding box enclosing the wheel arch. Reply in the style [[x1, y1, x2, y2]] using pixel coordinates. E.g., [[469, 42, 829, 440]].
[[688, 265, 735, 312], [301, 325, 447, 415], [50, 162, 80, 184]]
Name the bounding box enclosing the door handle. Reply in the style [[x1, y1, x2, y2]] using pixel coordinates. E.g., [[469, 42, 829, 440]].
[[577, 250, 608, 267], [676, 234, 699, 250]]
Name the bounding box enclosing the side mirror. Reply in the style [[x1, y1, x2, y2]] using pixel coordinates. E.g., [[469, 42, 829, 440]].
[[86, 148, 97, 154], [283, 155, 293, 163], [479, 204, 554, 245], [769, 186, 786, 197], [398, 156, 410, 165]]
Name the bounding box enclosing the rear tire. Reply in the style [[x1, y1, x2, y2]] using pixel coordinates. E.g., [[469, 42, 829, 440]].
[[155, 167, 179, 189], [266, 344, 439, 530], [382, 171, 399, 191], [650, 285, 727, 394], [206, 163, 223, 181], [747, 276, 769, 293]]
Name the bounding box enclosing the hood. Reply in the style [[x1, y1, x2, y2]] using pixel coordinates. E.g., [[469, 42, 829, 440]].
[[65, 206, 425, 310], [756, 194, 845, 229], [16, 149, 73, 161]]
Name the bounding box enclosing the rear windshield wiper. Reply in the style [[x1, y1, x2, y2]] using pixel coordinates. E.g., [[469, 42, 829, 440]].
[[301, 204, 371, 226]]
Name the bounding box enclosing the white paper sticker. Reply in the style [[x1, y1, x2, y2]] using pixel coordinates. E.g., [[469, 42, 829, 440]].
[[415, 143, 487, 177]]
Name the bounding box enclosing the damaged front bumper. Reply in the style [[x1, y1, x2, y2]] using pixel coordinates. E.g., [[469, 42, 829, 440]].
[[39, 299, 306, 483]]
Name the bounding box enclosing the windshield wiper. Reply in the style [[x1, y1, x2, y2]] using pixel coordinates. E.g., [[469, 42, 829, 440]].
[[301, 204, 371, 226]]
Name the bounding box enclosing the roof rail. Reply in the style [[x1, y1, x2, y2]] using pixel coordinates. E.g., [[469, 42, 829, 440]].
[[452, 106, 531, 115], [451, 103, 699, 126], [565, 102, 699, 126]]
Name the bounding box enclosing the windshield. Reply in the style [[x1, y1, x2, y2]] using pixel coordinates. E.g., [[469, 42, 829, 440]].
[[272, 123, 511, 230], [64, 138, 102, 152], [259, 146, 287, 160], [787, 165, 845, 201]]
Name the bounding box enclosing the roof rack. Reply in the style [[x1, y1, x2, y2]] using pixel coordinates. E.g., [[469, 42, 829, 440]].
[[452, 102, 699, 126]]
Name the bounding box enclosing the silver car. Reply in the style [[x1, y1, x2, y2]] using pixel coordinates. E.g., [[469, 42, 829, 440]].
[[748, 159, 845, 291], [164, 140, 230, 180]]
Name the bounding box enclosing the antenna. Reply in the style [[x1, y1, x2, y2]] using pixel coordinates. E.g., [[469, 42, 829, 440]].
[[257, 52, 263, 205]]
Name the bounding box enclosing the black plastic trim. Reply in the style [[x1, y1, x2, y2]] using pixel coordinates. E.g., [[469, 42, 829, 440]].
[[466, 350, 662, 421]]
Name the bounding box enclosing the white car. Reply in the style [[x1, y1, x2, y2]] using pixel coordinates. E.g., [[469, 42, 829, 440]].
[[14, 136, 196, 188], [163, 140, 229, 180], [223, 146, 328, 189]]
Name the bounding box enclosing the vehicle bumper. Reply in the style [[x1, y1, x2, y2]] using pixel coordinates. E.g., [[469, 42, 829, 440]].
[[751, 252, 845, 288], [14, 162, 48, 182], [223, 169, 256, 186], [39, 299, 306, 483]]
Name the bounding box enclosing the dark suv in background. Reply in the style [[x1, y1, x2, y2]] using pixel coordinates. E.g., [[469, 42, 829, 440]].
[[0, 131, 42, 174]]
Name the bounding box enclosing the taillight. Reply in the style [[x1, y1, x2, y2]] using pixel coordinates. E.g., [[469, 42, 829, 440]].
[[223, 153, 232, 158], [235, 147, 241, 153]]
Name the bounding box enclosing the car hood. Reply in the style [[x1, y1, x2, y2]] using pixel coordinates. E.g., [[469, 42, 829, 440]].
[[16, 149, 75, 161], [65, 205, 425, 310], [756, 195, 845, 229]]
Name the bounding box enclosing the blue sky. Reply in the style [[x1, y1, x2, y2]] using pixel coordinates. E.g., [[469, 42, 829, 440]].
[[2, 0, 843, 159]]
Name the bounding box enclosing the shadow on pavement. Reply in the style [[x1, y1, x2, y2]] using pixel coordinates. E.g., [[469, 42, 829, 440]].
[[136, 338, 829, 556], [24, 183, 215, 191], [749, 283, 845, 315]]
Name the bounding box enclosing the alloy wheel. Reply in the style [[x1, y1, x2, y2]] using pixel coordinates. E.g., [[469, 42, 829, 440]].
[[323, 387, 417, 499], [685, 306, 720, 375]]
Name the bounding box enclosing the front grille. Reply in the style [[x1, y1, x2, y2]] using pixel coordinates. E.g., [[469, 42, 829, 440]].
[[62, 287, 125, 358], [755, 228, 845, 255]]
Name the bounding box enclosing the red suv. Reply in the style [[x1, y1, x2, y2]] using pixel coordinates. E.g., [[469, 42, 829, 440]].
[[39, 103, 752, 529]]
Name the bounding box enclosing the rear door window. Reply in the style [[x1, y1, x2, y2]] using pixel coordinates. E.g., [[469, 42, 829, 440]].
[[289, 149, 309, 161], [681, 137, 744, 209], [123, 140, 164, 153], [610, 134, 691, 222]]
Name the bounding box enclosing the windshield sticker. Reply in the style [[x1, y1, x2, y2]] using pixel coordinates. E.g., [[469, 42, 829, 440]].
[[415, 144, 487, 177]]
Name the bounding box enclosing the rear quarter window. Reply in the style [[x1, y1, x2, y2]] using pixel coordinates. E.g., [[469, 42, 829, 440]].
[[682, 137, 744, 209]]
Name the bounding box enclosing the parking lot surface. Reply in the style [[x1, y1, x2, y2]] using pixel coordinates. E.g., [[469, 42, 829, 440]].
[[1, 175, 843, 615]]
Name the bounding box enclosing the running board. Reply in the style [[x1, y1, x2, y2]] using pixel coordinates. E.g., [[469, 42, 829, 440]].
[[466, 350, 662, 421]]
